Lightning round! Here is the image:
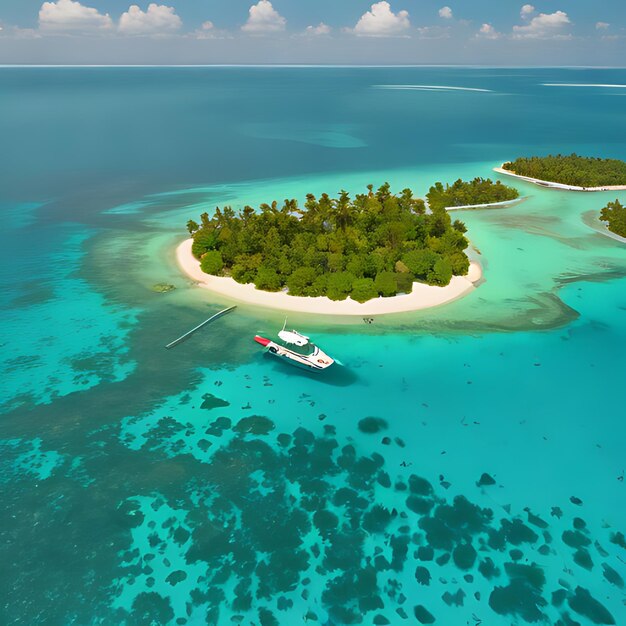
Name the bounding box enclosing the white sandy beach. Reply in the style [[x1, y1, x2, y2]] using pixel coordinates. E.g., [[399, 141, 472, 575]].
[[494, 166, 626, 192], [176, 239, 482, 316], [444, 197, 526, 211], [581, 211, 626, 245]]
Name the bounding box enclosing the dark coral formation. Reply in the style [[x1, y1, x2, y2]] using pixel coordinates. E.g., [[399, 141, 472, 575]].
[[107, 414, 623, 625]]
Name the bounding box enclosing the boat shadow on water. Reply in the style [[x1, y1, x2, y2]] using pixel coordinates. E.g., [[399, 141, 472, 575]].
[[261, 353, 359, 387]]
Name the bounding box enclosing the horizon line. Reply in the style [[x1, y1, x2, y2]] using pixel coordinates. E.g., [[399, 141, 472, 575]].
[[1, 63, 626, 69]]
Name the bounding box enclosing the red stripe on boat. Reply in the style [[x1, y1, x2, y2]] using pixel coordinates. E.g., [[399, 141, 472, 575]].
[[254, 335, 271, 346]]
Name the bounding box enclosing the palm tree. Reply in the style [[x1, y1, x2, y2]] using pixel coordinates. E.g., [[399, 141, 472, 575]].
[[281, 198, 298, 215], [333, 190, 353, 231], [259, 200, 279, 215], [318, 193, 333, 231], [298, 194, 321, 230]]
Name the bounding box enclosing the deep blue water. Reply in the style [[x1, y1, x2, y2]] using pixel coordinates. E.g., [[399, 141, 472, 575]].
[[1, 67, 626, 625]]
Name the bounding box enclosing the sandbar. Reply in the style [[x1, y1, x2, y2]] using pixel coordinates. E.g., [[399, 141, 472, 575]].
[[444, 197, 526, 210], [176, 239, 482, 316]]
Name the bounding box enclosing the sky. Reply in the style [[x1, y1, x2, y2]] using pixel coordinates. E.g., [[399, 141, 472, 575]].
[[0, 0, 624, 65]]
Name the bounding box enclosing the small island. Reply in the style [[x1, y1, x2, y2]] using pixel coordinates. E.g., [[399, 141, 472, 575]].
[[176, 180, 521, 314], [187, 183, 472, 303], [496, 154, 626, 191], [428, 177, 519, 210], [600, 199, 626, 238]]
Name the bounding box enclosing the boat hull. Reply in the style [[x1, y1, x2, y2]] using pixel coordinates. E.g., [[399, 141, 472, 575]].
[[254, 335, 334, 371]]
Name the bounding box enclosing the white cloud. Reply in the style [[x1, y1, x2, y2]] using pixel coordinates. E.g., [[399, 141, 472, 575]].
[[192, 20, 215, 39], [190, 20, 232, 40], [118, 4, 182, 36], [305, 22, 331, 36], [353, 2, 411, 37], [438, 6, 453, 19], [38, 0, 113, 33], [242, 1, 286, 33], [520, 4, 535, 19], [596, 22, 610, 30], [476, 23, 502, 40], [512, 10, 571, 39]]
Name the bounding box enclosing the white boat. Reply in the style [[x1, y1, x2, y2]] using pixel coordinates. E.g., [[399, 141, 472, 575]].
[[254, 325, 335, 371]]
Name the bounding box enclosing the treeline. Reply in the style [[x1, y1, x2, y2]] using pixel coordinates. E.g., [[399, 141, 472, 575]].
[[600, 199, 626, 237], [188, 183, 473, 302], [427, 178, 519, 210], [503, 154, 626, 187]]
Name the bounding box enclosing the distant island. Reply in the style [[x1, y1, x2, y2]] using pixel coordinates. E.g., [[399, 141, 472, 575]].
[[497, 154, 626, 191], [427, 178, 519, 210], [184, 181, 512, 304], [600, 199, 626, 238]]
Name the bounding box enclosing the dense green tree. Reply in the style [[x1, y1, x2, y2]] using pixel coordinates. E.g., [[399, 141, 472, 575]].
[[395, 272, 414, 294], [191, 227, 219, 258], [600, 199, 626, 237], [200, 250, 223, 275], [503, 154, 626, 187], [327, 252, 345, 273], [189, 183, 478, 301], [231, 253, 262, 284], [351, 278, 378, 303], [453, 219, 468, 233], [428, 257, 453, 286], [447, 252, 470, 276], [276, 251, 292, 276], [310, 274, 328, 297], [286, 267, 318, 296], [427, 208, 452, 238], [370, 247, 395, 274], [427, 229, 468, 256], [186, 219, 199, 235], [402, 249, 440, 279], [326, 272, 355, 301], [254, 266, 282, 291], [346, 254, 371, 278], [374, 272, 397, 297]]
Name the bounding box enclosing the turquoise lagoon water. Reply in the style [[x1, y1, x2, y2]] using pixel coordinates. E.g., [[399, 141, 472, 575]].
[[1, 67, 626, 625]]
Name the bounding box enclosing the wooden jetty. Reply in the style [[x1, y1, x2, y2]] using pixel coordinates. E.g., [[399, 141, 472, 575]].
[[165, 305, 236, 349]]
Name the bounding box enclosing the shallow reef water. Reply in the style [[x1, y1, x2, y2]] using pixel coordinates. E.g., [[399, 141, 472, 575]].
[[102, 349, 625, 625]]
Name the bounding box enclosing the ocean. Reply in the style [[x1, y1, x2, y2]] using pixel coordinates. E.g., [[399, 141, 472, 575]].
[[1, 66, 625, 625]]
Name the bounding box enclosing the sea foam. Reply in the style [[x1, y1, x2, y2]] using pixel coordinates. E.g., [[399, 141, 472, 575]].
[[373, 84, 492, 92], [542, 83, 626, 88]]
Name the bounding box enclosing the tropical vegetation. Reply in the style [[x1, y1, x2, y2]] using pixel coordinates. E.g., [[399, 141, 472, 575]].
[[187, 183, 477, 302], [427, 178, 519, 210], [503, 154, 626, 187], [600, 199, 626, 238]]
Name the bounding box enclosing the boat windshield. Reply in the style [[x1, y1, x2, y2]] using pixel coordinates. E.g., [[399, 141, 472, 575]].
[[279, 340, 317, 356]]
